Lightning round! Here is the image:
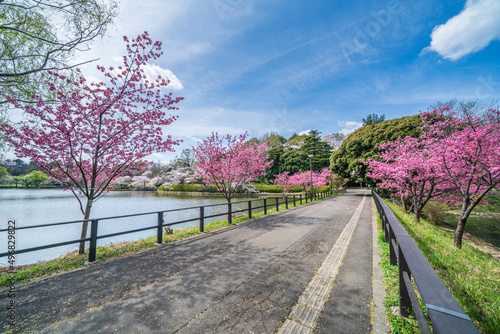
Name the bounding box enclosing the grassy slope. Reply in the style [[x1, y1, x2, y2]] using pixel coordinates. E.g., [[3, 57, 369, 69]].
[[381, 200, 500, 334]]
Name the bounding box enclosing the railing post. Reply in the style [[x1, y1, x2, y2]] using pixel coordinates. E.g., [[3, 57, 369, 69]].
[[248, 200, 252, 219], [399, 250, 412, 318], [264, 198, 267, 215], [157, 212, 163, 244], [276, 197, 279, 212], [88, 219, 98, 263], [228, 202, 232, 224], [200, 207, 204, 232], [389, 225, 397, 266], [300, 194, 302, 204], [293, 195, 296, 207], [285, 196, 288, 209]]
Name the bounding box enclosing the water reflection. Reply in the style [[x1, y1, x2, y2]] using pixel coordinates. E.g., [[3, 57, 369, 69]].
[[0, 189, 264, 266]]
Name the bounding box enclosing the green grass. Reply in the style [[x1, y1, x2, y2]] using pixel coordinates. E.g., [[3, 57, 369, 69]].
[[443, 193, 500, 248], [376, 211, 422, 333], [0, 191, 342, 288], [444, 216, 500, 248], [382, 200, 500, 334]]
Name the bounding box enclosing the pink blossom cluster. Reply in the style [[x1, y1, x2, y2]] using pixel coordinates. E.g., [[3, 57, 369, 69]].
[[365, 107, 500, 247], [1, 32, 183, 219], [193, 132, 272, 202], [273, 168, 335, 194]]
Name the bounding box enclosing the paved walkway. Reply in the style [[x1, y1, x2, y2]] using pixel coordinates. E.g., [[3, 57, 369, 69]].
[[0, 189, 387, 333]]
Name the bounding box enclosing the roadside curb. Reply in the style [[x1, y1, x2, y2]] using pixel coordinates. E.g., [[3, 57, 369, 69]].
[[372, 201, 389, 333], [278, 195, 367, 333]]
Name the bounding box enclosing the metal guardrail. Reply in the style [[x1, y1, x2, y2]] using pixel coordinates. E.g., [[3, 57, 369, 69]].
[[1, 191, 333, 264], [372, 191, 479, 334]]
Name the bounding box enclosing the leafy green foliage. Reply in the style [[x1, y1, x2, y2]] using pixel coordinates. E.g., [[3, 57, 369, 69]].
[[362, 113, 386, 126], [423, 200, 449, 225], [279, 148, 309, 174], [158, 184, 215, 192], [0, 0, 117, 111], [26, 170, 48, 188], [253, 184, 303, 193], [300, 130, 332, 171], [0, 164, 7, 177], [330, 115, 422, 182]]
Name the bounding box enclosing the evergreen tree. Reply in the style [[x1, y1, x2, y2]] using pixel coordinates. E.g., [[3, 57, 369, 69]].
[[300, 130, 332, 171]]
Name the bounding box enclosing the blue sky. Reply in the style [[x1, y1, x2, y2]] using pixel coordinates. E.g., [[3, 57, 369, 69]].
[[74, 0, 500, 162]]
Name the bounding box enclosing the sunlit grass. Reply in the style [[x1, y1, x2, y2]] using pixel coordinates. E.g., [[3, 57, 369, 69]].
[[379, 200, 500, 334]]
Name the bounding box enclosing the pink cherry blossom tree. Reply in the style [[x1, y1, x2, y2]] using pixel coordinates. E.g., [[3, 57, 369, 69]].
[[288, 168, 331, 199], [193, 132, 271, 205], [329, 173, 347, 194], [271, 172, 291, 196], [365, 136, 448, 223], [288, 170, 311, 197], [421, 109, 500, 248], [1, 32, 183, 254]]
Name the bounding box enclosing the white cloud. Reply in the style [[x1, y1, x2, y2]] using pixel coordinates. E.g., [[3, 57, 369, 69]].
[[337, 121, 363, 135], [298, 130, 312, 136], [142, 64, 184, 91], [423, 0, 500, 60]]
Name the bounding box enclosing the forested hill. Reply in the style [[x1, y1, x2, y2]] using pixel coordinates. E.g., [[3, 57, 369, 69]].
[[329, 115, 422, 184]]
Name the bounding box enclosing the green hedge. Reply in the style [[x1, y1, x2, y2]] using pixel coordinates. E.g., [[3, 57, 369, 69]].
[[253, 184, 282, 193], [158, 183, 331, 194], [158, 184, 214, 192]]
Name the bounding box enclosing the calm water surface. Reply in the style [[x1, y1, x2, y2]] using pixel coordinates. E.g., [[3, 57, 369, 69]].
[[0, 189, 261, 266]]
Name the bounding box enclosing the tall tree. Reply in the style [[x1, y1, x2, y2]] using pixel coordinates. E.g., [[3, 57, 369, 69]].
[[288, 168, 331, 197], [0, 0, 117, 107], [0, 164, 7, 178], [300, 130, 332, 171], [1, 32, 183, 254], [26, 170, 48, 188], [422, 108, 500, 248], [280, 148, 309, 174], [178, 148, 196, 167], [270, 172, 291, 195], [330, 115, 422, 183], [193, 132, 271, 205], [365, 137, 447, 222]]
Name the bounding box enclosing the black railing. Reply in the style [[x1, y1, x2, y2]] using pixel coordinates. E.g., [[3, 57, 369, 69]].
[[1, 191, 334, 264], [372, 191, 479, 334]]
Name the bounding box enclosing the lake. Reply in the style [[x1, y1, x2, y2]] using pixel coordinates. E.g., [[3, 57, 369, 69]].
[[0, 189, 263, 267]]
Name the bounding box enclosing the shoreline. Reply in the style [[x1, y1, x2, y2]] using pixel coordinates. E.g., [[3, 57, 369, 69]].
[[0, 191, 342, 287]]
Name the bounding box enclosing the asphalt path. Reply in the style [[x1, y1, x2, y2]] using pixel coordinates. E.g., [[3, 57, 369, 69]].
[[1, 189, 373, 334]]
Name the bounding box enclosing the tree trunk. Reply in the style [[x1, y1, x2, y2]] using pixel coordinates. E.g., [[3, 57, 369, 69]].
[[454, 216, 467, 249], [401, 196, 408, 212], [413, 207, 421, 223], [78, 199, 93, 254], [227, 197, 232, 224]]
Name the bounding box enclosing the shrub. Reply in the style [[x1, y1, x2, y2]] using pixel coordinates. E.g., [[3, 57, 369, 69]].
[[423, 200, 449, 224], [253, 184, 304, 193], [253, 184, 282, 193], [158, 184, 204, 192]]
